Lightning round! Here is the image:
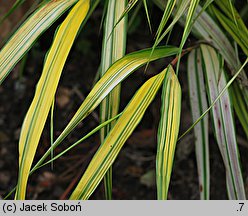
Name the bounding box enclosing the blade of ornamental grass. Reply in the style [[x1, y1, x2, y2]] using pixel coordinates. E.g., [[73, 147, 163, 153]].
[[15, 0, 90, 200], [147, 0, 177, 68], [153, 0, 190, 48], [100, 0, 127, 199], [191, 6, 248, 104], [187, 49, 209, 200], [70, 69, 167, 200], [142, 0, 152, 32], [156, 65, 181, 200], [175, 0, 200, 75], [201, 44, 246, 200], [0, 0, 79, 84], [50, 99, 55, 170], [30, 46, 179, 175], [114, 0, 139, 29], [146, 0, 188, 70]]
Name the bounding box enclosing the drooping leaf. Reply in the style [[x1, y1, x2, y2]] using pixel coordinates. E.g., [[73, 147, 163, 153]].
[[100, 0, 127, 199], [156, 65, 181, 200], [0, 0, 79, 84], [187, 49, 209, 200], [15, 0, 90, 200], [70, 70, 167, 200], [201, 44, 246, 200]]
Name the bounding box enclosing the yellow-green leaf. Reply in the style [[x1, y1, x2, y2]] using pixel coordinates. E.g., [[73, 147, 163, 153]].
[[100, 0, 127, 199], [15, 0, 90, 200], [0, 0, 78, 84], [156, 65, 181, 200], [70, 70, 167, 200]]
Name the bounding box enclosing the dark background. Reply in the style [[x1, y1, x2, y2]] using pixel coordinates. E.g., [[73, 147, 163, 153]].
[[0, 0, 247, 199]]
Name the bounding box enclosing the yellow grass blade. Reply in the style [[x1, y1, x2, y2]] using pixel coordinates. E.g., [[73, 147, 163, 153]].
[[0, 0, 78, 84], [100, 0, 127, 199], [15, 0, 90, 200], [156, 65, 181, 200], [70, 70, 167, 200]]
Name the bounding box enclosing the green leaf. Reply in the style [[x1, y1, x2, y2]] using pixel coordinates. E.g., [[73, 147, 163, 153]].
[[148, 0, 188, 70], [155, 0, 176, 38], [149, 0, 177, 64], [34, 113, 123, 171], [0, 0, 79, 84], [188, 49, 209, 200], [70, 70, 167, 200], [142, 0, 152, 32], [100, 0, 127, 199], [201, 44, 246, 200], [155, 0, 190, 46], [176, 0, 200, 75], [15, 0, 90, 200], [116, 0, 139, 27], [156, 65, 181, 200]]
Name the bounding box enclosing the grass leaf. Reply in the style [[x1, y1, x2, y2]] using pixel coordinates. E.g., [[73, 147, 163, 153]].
[[70, 70, 167, 200], [156, 65, 181, 200], [100, 0, 127, 199], [176, 0, 200, 75], [201, 44, 246, 199], [187, 49, 209, 199], [15, 0, 90, 200], [0, 0, 78, 84], [142, 0, 152, 32]]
